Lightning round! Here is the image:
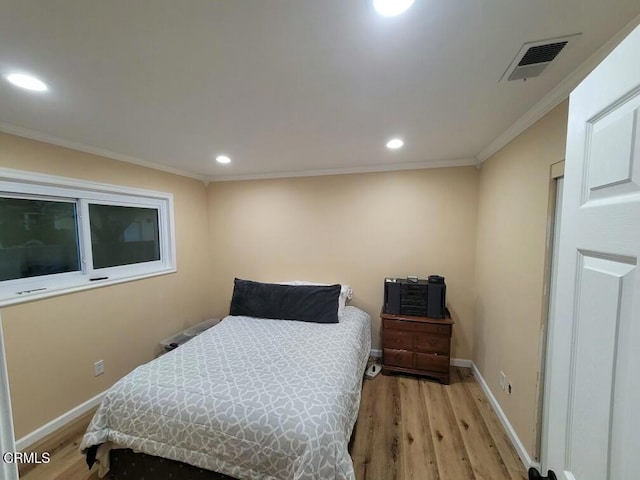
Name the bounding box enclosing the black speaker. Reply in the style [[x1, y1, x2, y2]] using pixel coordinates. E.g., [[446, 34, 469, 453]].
[[427, 278, 446, 318], [400, 281, 429, 316], [384, 280, 401, 314]]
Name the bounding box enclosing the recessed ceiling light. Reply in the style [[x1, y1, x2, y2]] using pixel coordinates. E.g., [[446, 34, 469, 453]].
[[386, 138, 404, 149], [373, 0, 415, 17], [216, 155, 231, 164], [5, 73, 48, 92]]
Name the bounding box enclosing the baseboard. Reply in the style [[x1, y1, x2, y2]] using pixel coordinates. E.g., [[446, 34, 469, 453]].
[[450, 358, 473, 368], [470, 362, 540, 471], [370, 349, 382, 358], [15, 389, 107, 451]]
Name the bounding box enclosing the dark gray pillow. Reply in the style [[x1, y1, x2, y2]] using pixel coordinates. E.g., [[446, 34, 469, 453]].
[[230, 278, 341, 323]]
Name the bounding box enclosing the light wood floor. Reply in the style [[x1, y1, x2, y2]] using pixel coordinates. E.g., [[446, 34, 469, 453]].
[[351, 367, 527, 480], [22, 367, 526, 480], [19, 408, 99, 480]]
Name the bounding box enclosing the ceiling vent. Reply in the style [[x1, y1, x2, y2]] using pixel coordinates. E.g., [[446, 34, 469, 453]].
[[500, 34, 580, 82]]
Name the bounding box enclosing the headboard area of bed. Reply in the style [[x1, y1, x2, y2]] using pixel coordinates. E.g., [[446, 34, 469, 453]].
[[229, 278, 342, 323]]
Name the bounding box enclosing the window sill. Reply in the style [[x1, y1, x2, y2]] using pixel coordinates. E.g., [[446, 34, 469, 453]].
[[0, 267, 176, 308]]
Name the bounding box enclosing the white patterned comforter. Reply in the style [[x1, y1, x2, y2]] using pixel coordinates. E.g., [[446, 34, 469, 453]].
[[80, 306, 371, 480]]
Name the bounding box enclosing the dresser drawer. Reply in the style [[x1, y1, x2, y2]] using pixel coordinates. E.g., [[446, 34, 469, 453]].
[[383, 319, 451, 336], [384, 330, 414, 350], [383, 349, 414, 369], [416, 335, 450, 355], [415, 353, 449, 373]]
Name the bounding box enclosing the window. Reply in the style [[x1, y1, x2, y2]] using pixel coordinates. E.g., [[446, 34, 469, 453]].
[[0, 197, 80, 281], [89, 204, 160, 269], [0, 168, 176, 306]]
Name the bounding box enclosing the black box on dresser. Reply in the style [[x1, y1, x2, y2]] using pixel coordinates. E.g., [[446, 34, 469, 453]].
[[383, 276, 446, 319]]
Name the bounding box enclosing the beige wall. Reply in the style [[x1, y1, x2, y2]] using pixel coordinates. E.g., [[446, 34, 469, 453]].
[[207, 168, 479, 358], [2, 106, 565, 453], [0, 133, 212, 438], [474, 101, 569, 458]]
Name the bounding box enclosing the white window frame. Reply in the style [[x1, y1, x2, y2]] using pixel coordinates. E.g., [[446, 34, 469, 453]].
[[0, 168, 176, 307]]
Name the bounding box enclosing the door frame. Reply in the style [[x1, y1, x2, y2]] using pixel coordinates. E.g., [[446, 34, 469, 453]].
[[532, 161, 565, 463], [0, 312, 19, 480]]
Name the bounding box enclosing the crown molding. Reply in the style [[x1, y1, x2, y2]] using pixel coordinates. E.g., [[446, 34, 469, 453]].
[[0, 123, 209, 184], [477, 13, 640, 163], [0, 123, 474, 184], [207, 157, 477, 182]]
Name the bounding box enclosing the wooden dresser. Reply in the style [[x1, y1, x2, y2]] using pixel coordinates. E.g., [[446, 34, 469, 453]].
[[381, 310, 454, 384]]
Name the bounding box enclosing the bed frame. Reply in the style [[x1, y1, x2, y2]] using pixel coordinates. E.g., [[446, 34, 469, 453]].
[[108, 449, 237, 480], [104, 417, 363, 480]]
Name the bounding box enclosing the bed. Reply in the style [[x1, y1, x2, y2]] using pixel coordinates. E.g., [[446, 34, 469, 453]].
[[80, 298, 371, 480]]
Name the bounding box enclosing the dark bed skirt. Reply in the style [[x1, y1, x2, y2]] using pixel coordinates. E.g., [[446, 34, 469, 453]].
[[107, 448, 238, 480]]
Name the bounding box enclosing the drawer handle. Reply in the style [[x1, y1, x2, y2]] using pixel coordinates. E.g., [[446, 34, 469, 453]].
[[433, 353, 438, 356]]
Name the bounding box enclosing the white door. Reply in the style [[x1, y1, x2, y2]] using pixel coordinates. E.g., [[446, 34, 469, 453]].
[[541, 24, 640, 480]]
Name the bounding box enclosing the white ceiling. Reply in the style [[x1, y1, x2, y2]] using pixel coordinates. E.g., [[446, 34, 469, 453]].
[[1, 1, 640, 182]]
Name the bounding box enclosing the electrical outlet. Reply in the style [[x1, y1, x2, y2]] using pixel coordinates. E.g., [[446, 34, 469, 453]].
[[94, 360, 104, 377], [500, 371, 506, 390], [508, 383, 512, 396]]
